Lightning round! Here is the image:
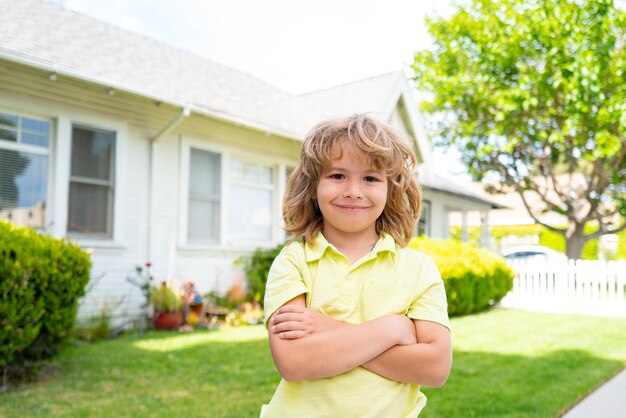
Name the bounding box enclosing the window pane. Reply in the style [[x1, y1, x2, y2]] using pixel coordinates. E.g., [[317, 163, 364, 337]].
[[0, 128, 16, 142], [230, 159, 273, 184], [71, 126, 115, 180], [0, 149, 47, 228], [187, 199, 219, 244], [69, 125, 115, 239], [187, 148, 221, 244], [0, 113, 18, 128], [21, 118, 50, 147], [21, 132, 49, 147], [21, 117, 49, 135], [228, 185, 272, 243], [68, 182, 110, 236], [189, 149, 220, 198]]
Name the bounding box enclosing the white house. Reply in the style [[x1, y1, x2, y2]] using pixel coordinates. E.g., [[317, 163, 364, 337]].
[[0, 0, 501, 321]]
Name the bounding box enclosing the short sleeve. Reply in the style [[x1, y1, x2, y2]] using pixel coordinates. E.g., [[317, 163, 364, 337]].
[[406, 256, 450, 329], [263, 244, 309, 328]]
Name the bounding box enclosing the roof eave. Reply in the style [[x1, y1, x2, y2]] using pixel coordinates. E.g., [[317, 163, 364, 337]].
[[0, 51, 301, 142], [422, 185, 509, 209]]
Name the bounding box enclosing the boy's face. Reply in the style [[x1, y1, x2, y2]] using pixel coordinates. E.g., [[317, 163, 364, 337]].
[[316, 142, 388, 244]]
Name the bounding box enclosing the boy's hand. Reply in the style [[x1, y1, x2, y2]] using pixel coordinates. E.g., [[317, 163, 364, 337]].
[[270, 305, 346, 339], [389, 314, 417, 346]]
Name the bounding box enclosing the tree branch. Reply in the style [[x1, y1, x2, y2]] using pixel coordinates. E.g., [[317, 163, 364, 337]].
[[586, 220, 626, 240]]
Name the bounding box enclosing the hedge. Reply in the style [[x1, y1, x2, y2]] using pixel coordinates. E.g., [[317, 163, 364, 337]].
[[0, 221, 91, 385], [239, 237, 514, 317], [409, 237, 515, 316]]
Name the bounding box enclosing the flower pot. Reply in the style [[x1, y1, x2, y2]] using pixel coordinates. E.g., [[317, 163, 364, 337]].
[[153, 311, 183, 330]]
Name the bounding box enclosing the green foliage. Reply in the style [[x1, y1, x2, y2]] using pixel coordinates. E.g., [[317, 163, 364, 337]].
[[451, 223, 607, 259], [204, 290, 235, 309], [236, 244, 284, 307], [491, 224, 543, 241], [617, 230, 626, 259], [0, 221, 91, 385], [74, 304, 114, 342], [413, 0, 626, 258], [410, 237, 515, 316], [150, 283, 182, 313]]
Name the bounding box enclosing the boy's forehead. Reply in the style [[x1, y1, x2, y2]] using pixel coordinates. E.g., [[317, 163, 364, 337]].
[[328, 141, 377, 167]]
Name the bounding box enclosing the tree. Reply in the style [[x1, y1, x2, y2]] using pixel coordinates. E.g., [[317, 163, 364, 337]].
[[413, 0, 626, 259]]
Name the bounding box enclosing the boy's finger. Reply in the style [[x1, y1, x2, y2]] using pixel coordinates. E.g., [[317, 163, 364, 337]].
[[277, 305, 306, 314], [278, 330, 306, 339], [272, 321, 305, 333], [273, 312, 303, 324]]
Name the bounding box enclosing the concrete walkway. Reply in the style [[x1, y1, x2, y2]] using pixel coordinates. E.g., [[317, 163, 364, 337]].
[[561, 367, 626, 418]]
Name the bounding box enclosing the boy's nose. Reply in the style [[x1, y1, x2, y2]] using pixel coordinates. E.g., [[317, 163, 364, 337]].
[[343, 182, 364, 199]]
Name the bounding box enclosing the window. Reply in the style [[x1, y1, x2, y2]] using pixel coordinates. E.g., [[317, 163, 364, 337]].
[[0, 111, 50, 229], [187, 148, 221, 244], [228, 158, 274, 244], [68, 125, 116, 239], [417, 199, 431, 236], [185, 146, 279, 247]]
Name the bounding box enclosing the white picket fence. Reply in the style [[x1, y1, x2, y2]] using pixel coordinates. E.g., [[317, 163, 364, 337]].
[[499, 259, 626, 318]]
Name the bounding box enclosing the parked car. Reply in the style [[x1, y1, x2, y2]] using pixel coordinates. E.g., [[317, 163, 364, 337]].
[[501, 245, 568, 264]]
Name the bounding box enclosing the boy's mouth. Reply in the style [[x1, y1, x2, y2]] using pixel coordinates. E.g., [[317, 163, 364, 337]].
[[335, 204, 369, 211]]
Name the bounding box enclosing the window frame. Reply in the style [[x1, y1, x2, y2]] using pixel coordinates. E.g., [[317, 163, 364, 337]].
[[186, 146, 222, 245], [0, 108, 53, 231], [62, 117, 126, 246], [180, 137, 291, 250], [226, 155, 276, 246], [67, 123, 117, 240]]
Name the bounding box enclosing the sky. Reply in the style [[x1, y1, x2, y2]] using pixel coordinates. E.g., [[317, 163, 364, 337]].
[[47, 0, 468, 177], [49, 0, 456, 94]]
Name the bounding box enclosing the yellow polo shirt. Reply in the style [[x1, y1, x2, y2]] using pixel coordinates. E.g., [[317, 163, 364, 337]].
[[262, 233, 449, 418]]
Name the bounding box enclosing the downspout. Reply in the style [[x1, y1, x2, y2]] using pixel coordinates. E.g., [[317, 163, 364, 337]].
[[146, 105, 191, 267]]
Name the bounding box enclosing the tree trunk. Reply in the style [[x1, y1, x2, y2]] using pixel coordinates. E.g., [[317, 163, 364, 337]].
[[565, 223, 586, 260]]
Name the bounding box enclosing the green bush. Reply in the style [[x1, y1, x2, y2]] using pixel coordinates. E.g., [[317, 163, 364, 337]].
[[409, 237, 515, 316], [0, 221, 91, 385], [236, 244, 284, 308]]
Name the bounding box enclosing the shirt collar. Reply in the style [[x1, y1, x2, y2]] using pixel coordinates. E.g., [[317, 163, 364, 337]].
[[304, 232, 397, 262]]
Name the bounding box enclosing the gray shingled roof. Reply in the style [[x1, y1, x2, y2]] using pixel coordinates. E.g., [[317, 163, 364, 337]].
[[0, 0, 311, 137], [290, 71, 405, 127], [419, 169, 507, 209], [0, 0, 420, 140]]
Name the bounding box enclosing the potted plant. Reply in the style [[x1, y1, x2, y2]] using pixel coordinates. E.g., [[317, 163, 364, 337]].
[[150, 282, 183, 330]]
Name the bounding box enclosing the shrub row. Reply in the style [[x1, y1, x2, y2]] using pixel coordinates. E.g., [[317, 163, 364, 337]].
[[409, 237, 515, 316], [0, 221, 91, 385], [239, 237, 514, 317]]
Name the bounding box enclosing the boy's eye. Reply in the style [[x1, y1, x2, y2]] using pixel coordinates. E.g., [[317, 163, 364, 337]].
[[364, 176, 380, 182], [329, 173, 344, 179]]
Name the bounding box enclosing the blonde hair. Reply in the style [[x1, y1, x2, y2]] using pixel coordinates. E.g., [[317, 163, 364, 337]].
[[283, 114, 422, 247]]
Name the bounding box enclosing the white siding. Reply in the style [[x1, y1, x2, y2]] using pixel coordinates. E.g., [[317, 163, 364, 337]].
[[1, 59, 300, 323]]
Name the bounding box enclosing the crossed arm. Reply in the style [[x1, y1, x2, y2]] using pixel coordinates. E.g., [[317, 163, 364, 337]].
[[267, 294, 452, 386]]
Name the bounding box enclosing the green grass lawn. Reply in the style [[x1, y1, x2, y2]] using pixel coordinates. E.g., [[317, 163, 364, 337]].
[[1, 309, 625, 418]]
